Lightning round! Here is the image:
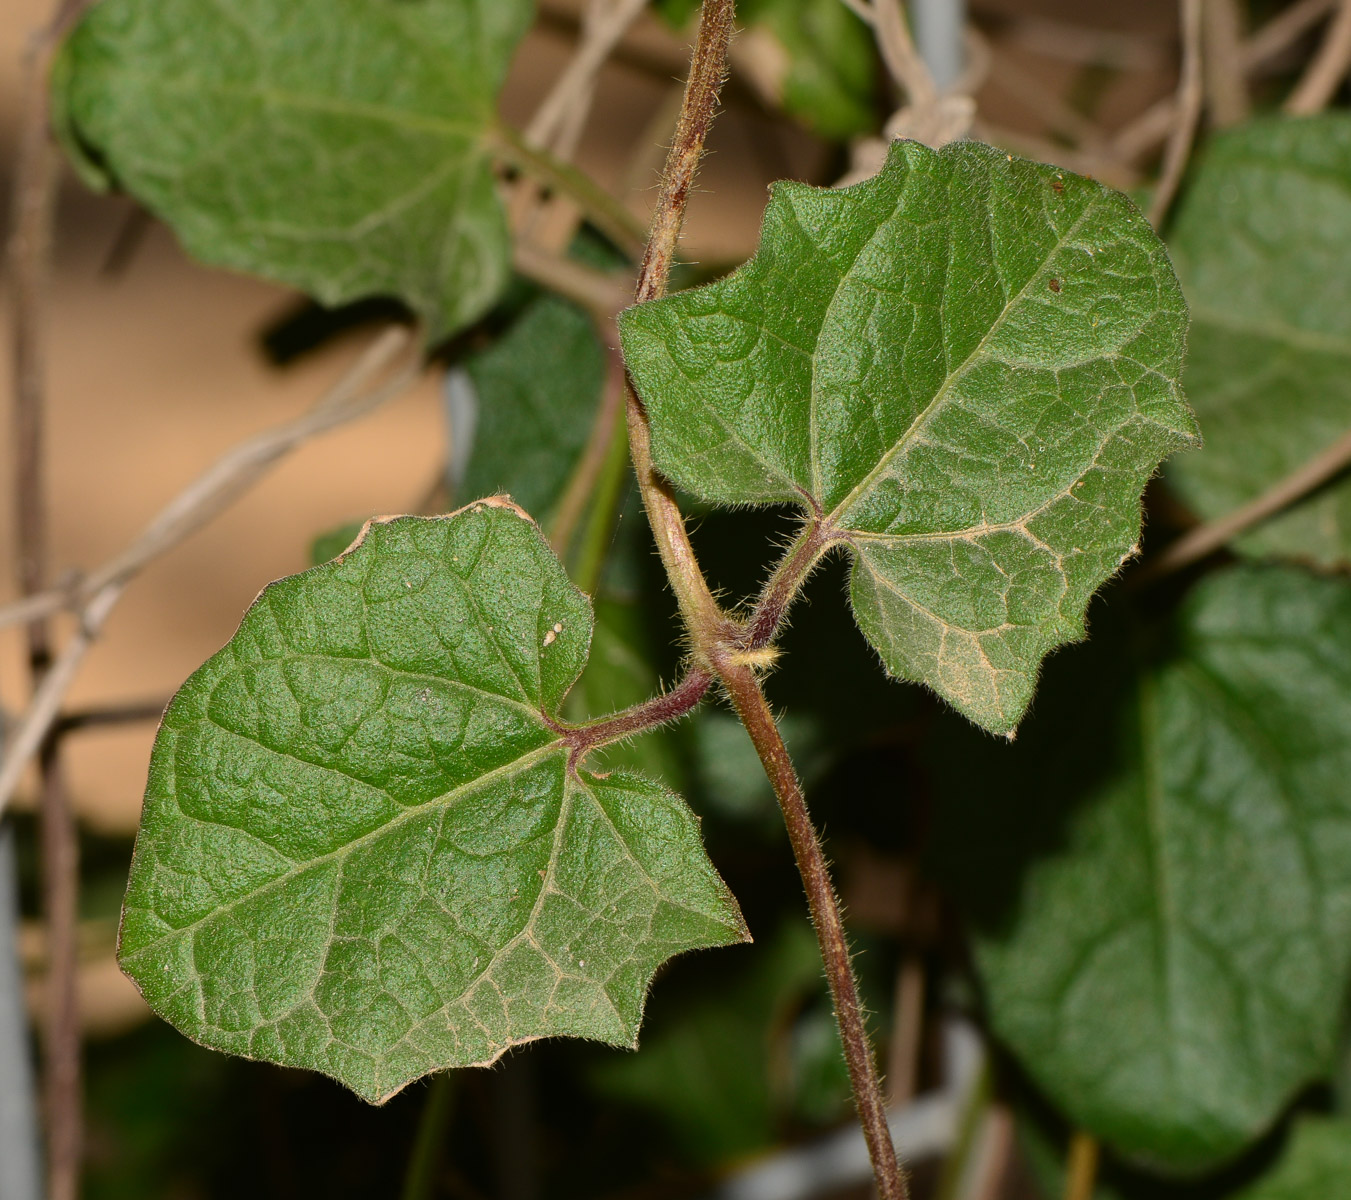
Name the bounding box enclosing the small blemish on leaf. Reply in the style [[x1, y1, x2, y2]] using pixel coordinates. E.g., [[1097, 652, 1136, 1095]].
[[1048, 278, 1061, 293], [1052, 177, 1064, 194]]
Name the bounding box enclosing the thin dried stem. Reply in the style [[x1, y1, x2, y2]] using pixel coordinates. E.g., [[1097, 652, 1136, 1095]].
[[623, 0, 732, 642], [548, 350, 626, 561], [873, 0, 940, 107], [527, 0, 650, 151], [1203, 0, 1251, 127], [0, 329, 415, 636], [53, 699, 169, 735], [1148, 0, 1205, 230], [1287, 0, 1351, 111], [0, 331, 421, 817], [1244, 0, 1336, 69], [886, 955, 925, 1108], [839, 0, 876, 24], [1063, 1131, 1100, 1200], [511, 241, 632, 321], [1145, 425, 1351, 580], [8, 4, 97, 1194]]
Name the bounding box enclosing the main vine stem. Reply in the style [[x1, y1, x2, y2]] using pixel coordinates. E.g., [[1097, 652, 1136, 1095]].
[[619, 2, 905, 1195]]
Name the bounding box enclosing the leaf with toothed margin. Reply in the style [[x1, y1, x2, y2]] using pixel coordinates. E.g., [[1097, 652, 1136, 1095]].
[[620, 139, 1199, 735], [117, 501, 747, 1104]]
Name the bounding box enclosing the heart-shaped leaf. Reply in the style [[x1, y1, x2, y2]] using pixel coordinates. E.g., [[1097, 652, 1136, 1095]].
[[55, 0, 533, 340], [1166, 114, 1351, 568], [933, 566, 1351, 1171], [621, 140, 1198, 735], [119, 502, 746, 1104]]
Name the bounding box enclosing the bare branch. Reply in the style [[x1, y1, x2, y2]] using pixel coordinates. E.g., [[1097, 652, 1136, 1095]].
[[873, 0, 940, 108], [1203, 0, 1251, 128], [1244, 0, 1336, 69], [1146, 425, 1351, 580], [1287, 0, 1351, 112], [526, 0, 650, 152], [1148, 0, 1205, 229], [0, 329, 421, 818], [0, 329, 416, 636], [511, 240, 632, 320]]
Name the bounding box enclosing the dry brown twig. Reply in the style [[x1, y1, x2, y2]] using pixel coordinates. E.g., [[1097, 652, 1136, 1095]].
[[0, 328, 422, 820], [1148, 0, 1205, 229], [1287, 0, 1351, 111], [1146, 426, 1351, 580], [1204, 0, 1252, 127], [8, 2, 105, 1194]]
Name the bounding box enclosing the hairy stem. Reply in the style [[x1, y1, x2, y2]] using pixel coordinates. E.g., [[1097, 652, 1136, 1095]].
[[743, 518, 836, 652], [618, 6, 905, 1195], [622, 0, 733, 647], [561, 669, 713, 759], [718, 661, 907, 1199]]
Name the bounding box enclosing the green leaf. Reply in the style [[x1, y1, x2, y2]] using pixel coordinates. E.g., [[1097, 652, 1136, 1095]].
[[460, 296, 606, 516], [1232, 1118, 1351, 1200], [119, 502, 747, 1104], [621, 140, 1198, 734], [1166, 115, 1351, 568], [739, 0, 878, 139], [932, 566, 1351, 1171], [55, 0, 533, 340]]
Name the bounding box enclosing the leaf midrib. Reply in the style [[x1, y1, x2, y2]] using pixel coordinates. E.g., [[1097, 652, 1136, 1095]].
[[821, 196, 1106, 528], [123, 739, 565, 956], [100, 72, 488, 139]]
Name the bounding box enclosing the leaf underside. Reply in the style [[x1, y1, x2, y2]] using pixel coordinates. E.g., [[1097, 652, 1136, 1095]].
[[1167, 114, 1351, 568], [119, 504, 746, 1104], [934, 566, 1351, 1171], [55, 0, 533, 340], [621, 139, 1198, 735]]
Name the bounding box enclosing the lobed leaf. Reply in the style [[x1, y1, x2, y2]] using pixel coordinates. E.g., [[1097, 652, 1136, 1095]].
[[55, 0, 533, 340], [1166, 115, 1351, 568], [933, 566, 1351, 1171], [119, 503, 746, 1104], [622, 139, 1198, 734]]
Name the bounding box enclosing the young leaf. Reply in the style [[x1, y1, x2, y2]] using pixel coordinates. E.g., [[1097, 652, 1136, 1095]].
[[460, 296, 606, 517], [932, 566, 1351, 1171], [54, 0, 533, 340], [118, 503, 747, 1104], [1166, 115, 1351, 568], [621, 140, 1198, 735]]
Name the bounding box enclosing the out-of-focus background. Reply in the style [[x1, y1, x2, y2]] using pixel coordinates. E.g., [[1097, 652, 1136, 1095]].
[[0, 1, 1311, 1195]]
